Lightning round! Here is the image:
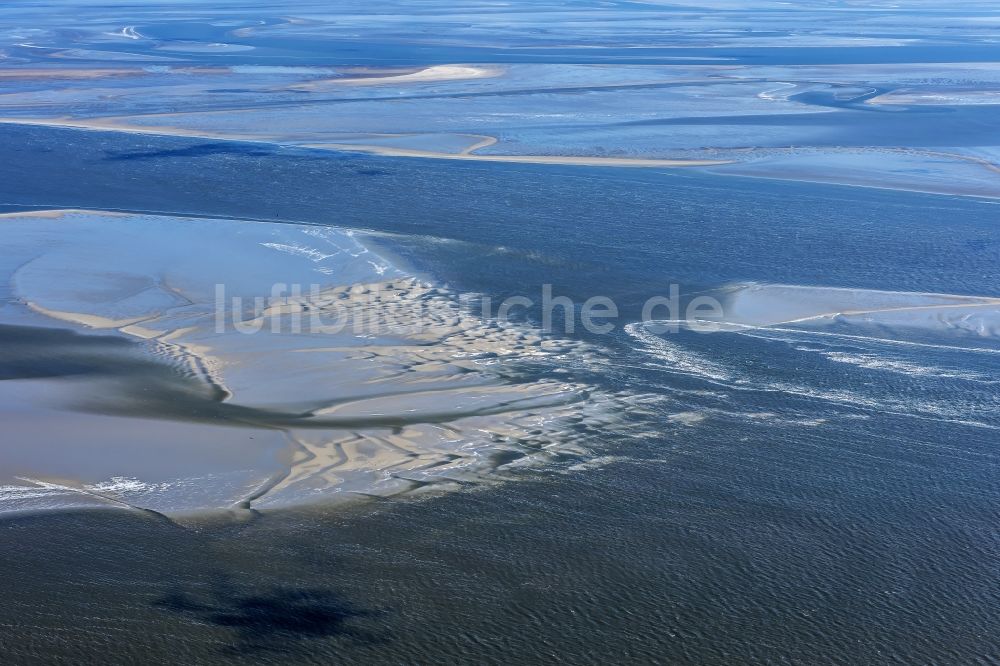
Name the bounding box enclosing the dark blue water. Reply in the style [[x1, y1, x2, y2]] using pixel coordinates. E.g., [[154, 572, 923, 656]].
[[0, 125, 998, 663]]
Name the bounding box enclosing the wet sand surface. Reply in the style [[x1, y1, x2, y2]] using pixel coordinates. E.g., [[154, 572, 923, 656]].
[[0, 209, 648, 515]]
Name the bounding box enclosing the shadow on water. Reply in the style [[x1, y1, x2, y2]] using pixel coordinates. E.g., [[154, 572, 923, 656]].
[[0, 324, 137, 381], [103, 142, 277, 161], [102, 141, 394, 181], [0, 509, 392, 661], [153, 582, 384, 655]]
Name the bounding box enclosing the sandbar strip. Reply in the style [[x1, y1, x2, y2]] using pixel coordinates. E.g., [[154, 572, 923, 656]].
[[0, 117, 730, 168], [288, 64, 504, 89], [304, 142, 731, 167]]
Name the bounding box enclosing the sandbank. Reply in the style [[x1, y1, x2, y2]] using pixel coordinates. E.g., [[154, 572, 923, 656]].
[[0, 210, 635, 516]]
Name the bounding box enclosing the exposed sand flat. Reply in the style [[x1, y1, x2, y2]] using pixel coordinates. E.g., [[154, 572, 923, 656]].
[[0, 210, 643, 515], [0, 116, 282, 143], [304, 142, 732, 167], [716, 283, 1000, 338], [463, 135, 499, 153], [0, 116, 729, 168], [23, 300, 155, 330], [867, 89, 1000, 105], [0, 68, 147, 79], [287, 64, 503, 90], [0, 377, 290, 515], [261, 397, 594, 504], [290, 132, 498, 156]]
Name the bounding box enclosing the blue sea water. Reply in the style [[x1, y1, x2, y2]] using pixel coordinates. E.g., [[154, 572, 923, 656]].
[[0, 125, 997, 663]]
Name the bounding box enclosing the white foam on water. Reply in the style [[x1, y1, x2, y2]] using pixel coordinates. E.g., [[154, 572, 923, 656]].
[[737, 325, 1000, 355], [0, 484, 71, 502], [819, 350, 996, 383], [623, 284, 1000, 431], [624, 321, 734, 383], [564, 455, 633, 472], [259, 242, 337, 262], [86, 476, 171, 495]]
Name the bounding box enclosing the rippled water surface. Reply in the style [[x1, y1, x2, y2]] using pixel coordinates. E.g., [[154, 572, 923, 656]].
[[0, 125, 998, 663]]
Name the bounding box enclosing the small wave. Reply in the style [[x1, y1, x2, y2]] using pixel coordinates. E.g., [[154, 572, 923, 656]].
[[259, 241, 336, 262]]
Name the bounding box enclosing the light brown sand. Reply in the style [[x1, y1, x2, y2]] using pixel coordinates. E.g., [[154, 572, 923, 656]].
[[288, 64, 503, 90], [0, 116, 278, 142], [24, 300, 155, 329], [304, 142, 731, 167], [0, 68, 147, 79]]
